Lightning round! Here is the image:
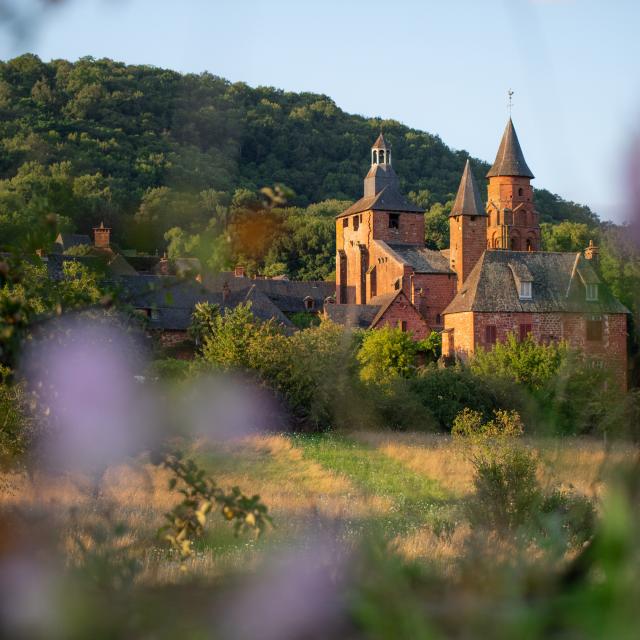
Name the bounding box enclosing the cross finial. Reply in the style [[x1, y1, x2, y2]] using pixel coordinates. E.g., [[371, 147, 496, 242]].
[[508, 89, 514, 116]]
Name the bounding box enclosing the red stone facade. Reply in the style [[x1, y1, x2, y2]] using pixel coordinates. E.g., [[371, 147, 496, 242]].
[[449, 213, 486, 285], [372, 290, 430, 340], [486, 176, 540, 251], [444, 311, 628, 389]]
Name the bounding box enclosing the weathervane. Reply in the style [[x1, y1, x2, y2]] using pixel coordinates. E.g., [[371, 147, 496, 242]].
[[508, 89, 514, 116]]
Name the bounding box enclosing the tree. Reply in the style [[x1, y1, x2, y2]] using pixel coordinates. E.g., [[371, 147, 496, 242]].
[[357, 327, 418, 385]]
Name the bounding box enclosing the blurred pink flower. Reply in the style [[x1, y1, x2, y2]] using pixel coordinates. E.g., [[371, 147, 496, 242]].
[[22, 316, 154, 473], [183, 374, 285, 441], [217, 534, 348, 640]]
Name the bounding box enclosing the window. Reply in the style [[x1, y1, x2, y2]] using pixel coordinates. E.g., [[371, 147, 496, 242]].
[[519, 324, 532, 342], [353, 215, 359, 231], [342, 217, 348, 228], [485, 325, 497, 346], [526, 238, 533, 252], [518, 188, 524, 196], [435, 313, 441, 325], [372, 150, 378, 164], [398, 320, 407, 332], [389, 213, 400, 229], [519, 281, 532, 299], [511, 238, 519, 251], [586, 315, 603, 341], [303, 296, 314, 311], [379, 149, 385, 163], [586, 283, 598, 301]]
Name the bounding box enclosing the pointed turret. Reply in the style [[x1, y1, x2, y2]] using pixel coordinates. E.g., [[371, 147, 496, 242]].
[[450, 160, 486, 218], [371, 133, 390, 150], [487, 118, 534, 179]]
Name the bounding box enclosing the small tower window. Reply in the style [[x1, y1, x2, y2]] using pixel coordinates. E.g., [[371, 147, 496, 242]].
[[372, 150, 378, 164], [389, 213, 400, 229], [518, 188, 524, 196], [379, 149, 385, 164]]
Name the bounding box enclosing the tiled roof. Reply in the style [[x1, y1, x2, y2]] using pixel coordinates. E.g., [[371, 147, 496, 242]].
[[324, 303, 380, 329], [486, 119, 534, 179], [53, 233, 91, 252], [337, 185, 424, 218], [443, 250, 629, 315], [450, 159, 486, 217], [371, 133, 390, 149], [117, 275, 294, 331], [205, 274, 334, 314], [385, 242, 454, 274]]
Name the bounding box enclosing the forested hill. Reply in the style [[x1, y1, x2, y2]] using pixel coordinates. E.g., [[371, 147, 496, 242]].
[[0, 55, 598, 247]]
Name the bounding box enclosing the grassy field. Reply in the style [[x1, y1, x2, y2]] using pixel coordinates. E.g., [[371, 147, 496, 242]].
[[1, 431, 632, 585]]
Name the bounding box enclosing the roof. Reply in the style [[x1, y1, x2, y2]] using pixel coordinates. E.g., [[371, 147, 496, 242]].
[[384, 242, 454, 274], [371, 133, 390, 149], [338, 185, 424, 218], [443, 250, 629, 315], [117, 275, 294, 331], [53, 233, 91, 252], [324, 303, 380, 329], [204, 273, 335, 314], [450, 159, 486, 217], [486, 118, 534, 179]]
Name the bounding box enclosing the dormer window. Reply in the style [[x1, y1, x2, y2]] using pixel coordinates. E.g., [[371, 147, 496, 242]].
[[519, 281, 532, 299], [586, 283, 598, 301]]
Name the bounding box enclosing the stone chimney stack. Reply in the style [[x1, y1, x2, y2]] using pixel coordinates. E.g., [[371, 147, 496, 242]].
[[222, 281, 230, 303], [157, 253, 170, 275], [584, 239, 599, 265], [93, 222, 111, 249]]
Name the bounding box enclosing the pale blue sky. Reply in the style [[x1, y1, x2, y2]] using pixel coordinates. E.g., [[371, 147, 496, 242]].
[[2, 0, 639, 223]]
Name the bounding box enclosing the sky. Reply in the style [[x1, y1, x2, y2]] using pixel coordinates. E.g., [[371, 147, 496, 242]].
[[1, 0, 640, 223]]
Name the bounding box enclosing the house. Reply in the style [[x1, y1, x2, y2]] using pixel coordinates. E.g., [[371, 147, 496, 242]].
[[330, 119, 630, 387]]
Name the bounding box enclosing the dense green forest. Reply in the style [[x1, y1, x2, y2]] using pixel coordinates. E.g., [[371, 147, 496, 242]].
[[0, 55, 599, 247]]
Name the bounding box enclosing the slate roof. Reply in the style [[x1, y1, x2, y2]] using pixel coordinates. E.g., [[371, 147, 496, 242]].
[[443, 250, 629, 315], [450, 159, 486, 217], [372, 133, 390, 149], [53, 233, 91, 252], [117, 275, 295, 331], [205, 273, 335, 314], [486, 119, 534, 179], [324, 303, 380, 329], [337, 185, 424, 218], [384, 242, 454, 274]]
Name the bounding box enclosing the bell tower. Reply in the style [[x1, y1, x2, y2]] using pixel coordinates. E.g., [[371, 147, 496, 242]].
[[486, 119, 540, 252]]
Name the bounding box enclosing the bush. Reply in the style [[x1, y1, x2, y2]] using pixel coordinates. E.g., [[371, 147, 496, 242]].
[[0, 366, 34, 466], [357, 327, 418, 385], [470, 334, 567, 392], [410, 366, 518, 431]]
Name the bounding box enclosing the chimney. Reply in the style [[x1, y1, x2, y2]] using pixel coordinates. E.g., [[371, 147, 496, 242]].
[[234, 265, 246, 278], [93, 222, 111, 249], [222, 281, 230, 303], [157, 253, 170, 275], [584, 239, 599, 265]]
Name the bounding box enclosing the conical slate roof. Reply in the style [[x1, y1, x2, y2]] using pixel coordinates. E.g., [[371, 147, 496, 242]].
[[450, 159, 486, 217], [372, 133, 390, 149], [487, 118, 534, 179]]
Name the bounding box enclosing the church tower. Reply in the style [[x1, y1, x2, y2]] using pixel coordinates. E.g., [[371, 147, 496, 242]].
[[486, 119, 540, 251], [449, 159, 487, 285]]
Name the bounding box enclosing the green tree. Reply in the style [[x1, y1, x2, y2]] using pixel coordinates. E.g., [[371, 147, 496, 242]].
[[357, 327, 419, 385]]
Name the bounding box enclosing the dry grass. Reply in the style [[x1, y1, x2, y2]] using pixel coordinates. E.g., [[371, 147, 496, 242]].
[[1, 432, 636, 583]]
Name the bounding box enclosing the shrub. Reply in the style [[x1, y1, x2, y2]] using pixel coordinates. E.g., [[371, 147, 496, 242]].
[[188, 301, 220, 349], [357, 327, 418, 385], [0, 366, 34, 466], [470, 333, 568, 392], [410, 366, 516, 431]]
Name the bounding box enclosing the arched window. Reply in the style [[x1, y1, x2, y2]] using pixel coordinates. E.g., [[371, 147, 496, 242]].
[[526, 238, 533, 252], [372, 150, 378, 164], [511, 237, 519, 251], [518, 187, 524, 197], [379, 149, 385, 164], [304, 296, 314, 311]]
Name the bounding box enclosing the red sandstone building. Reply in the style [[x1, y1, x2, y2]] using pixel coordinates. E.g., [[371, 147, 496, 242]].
[[327, 119, 630, 387]]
